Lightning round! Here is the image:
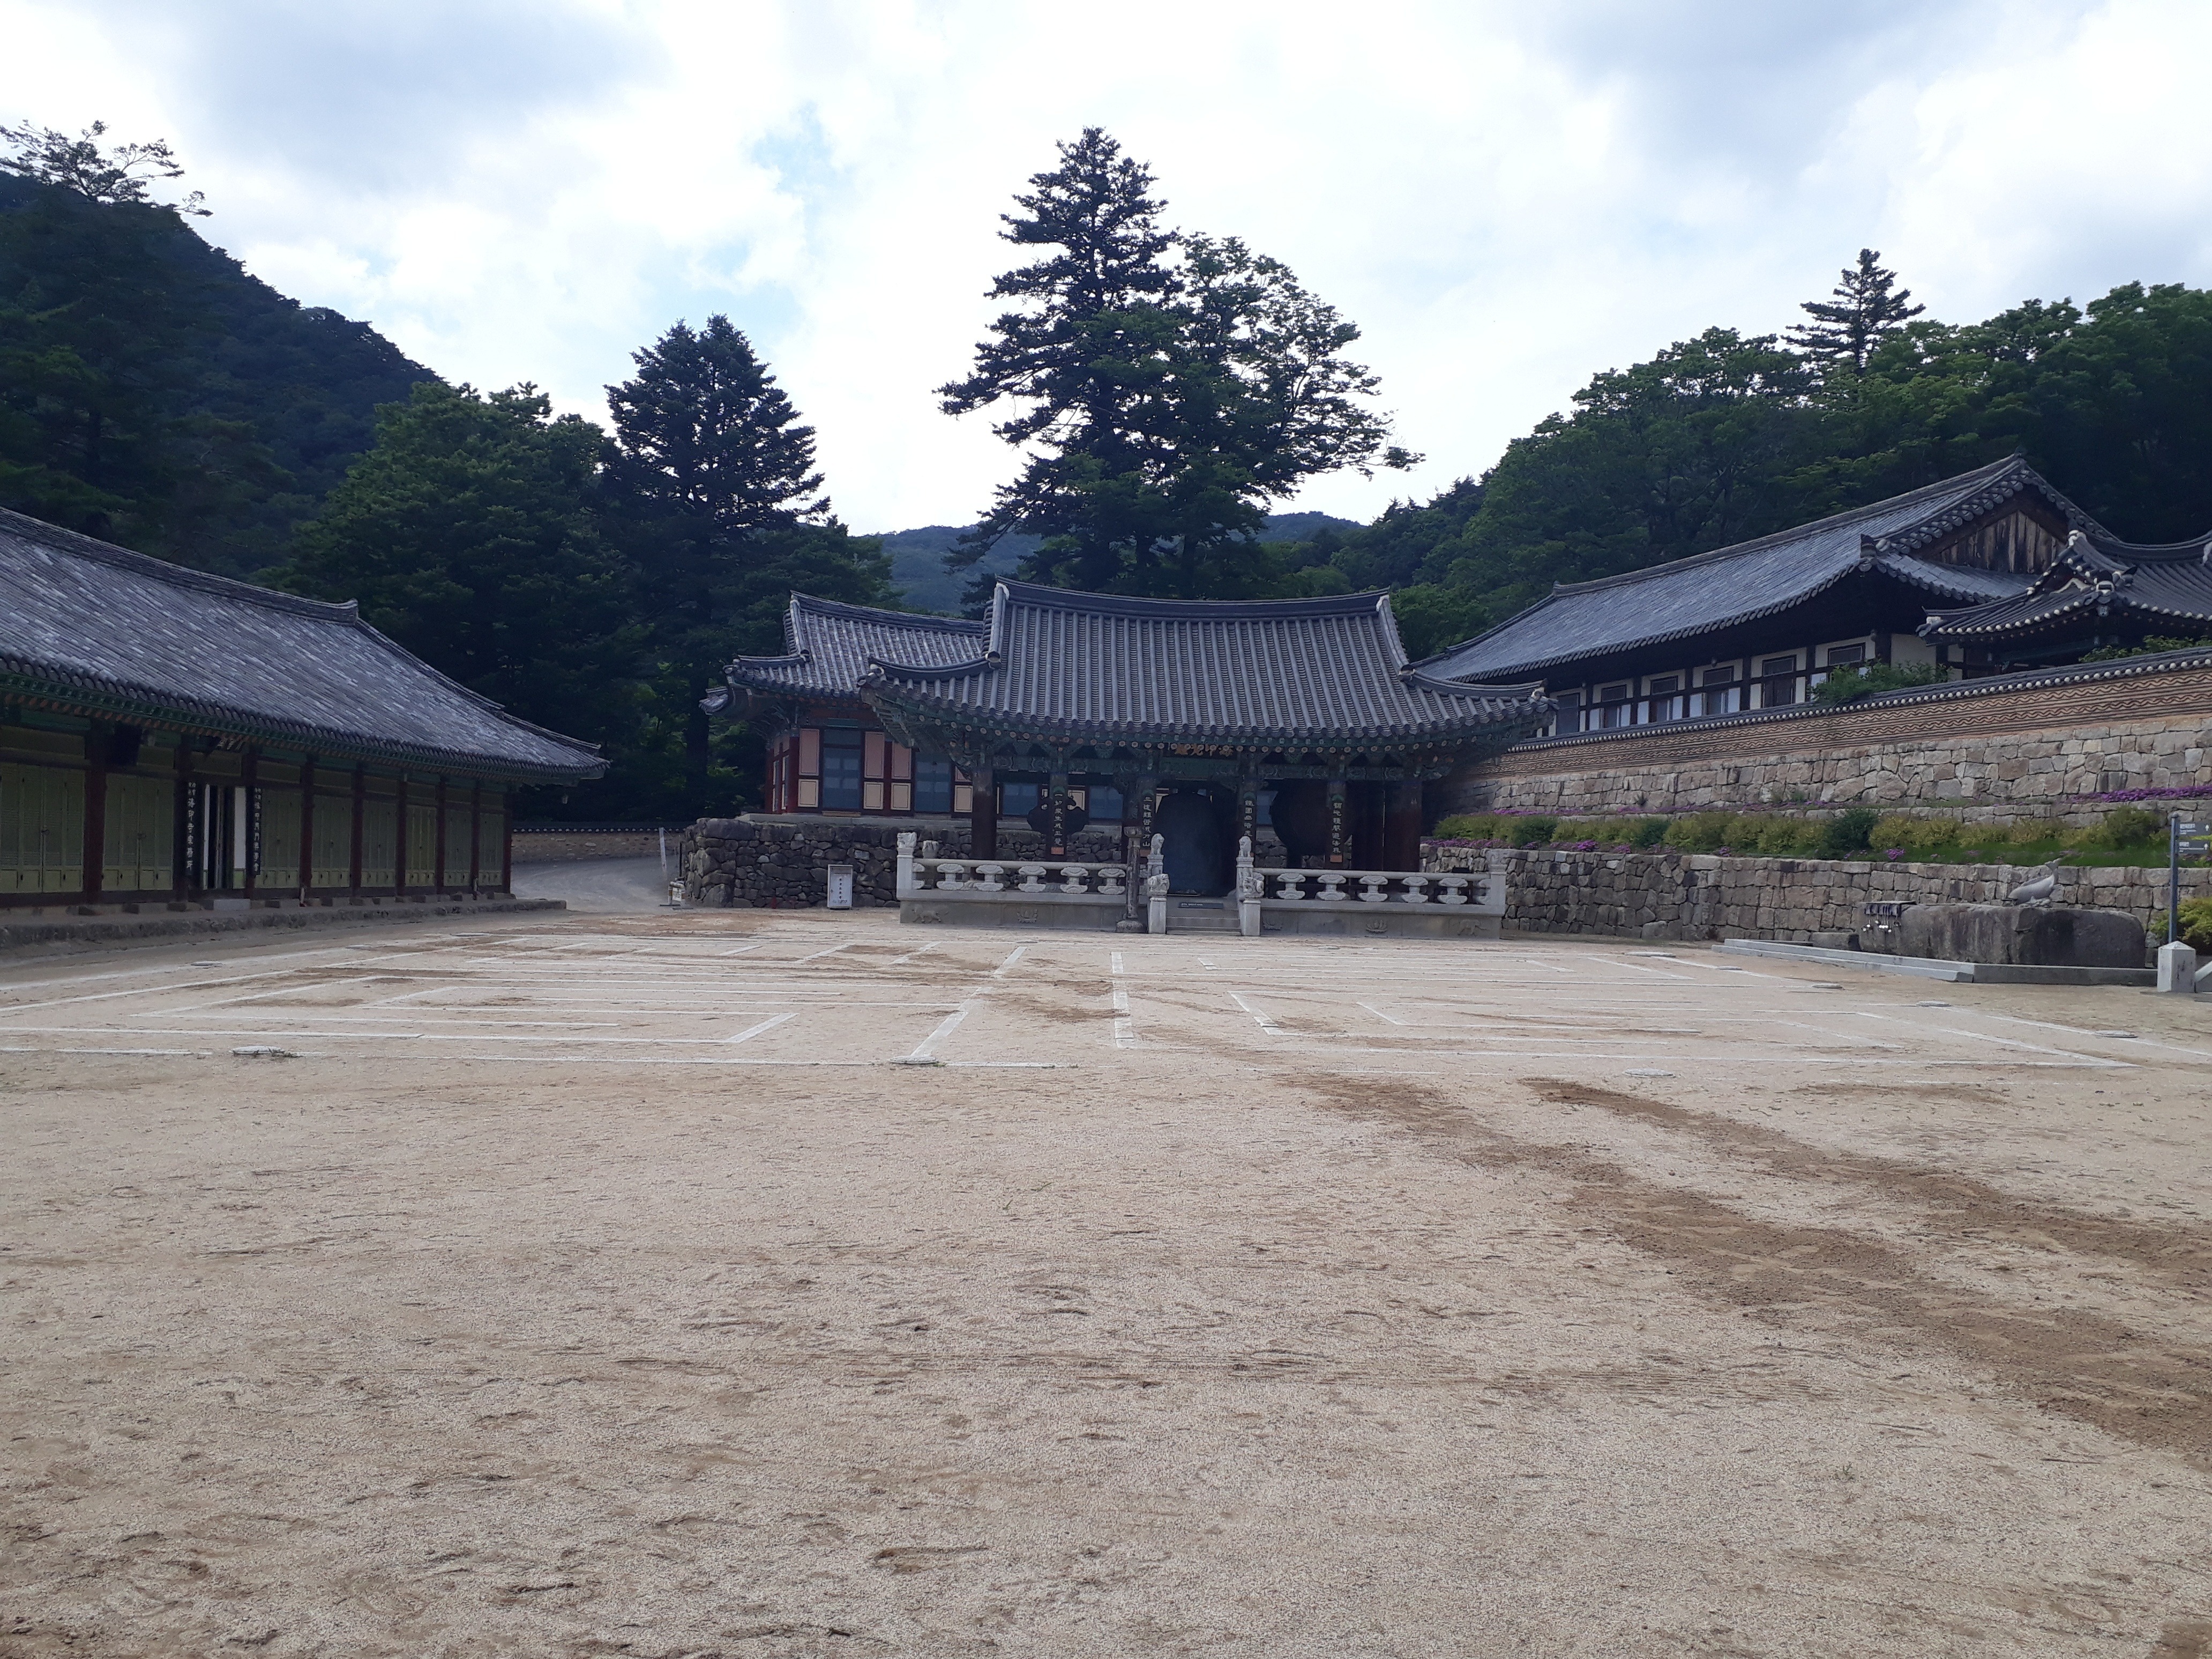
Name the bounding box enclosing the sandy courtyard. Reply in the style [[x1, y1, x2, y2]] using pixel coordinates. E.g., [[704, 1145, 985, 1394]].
[[2, 906, 2210, 1657]]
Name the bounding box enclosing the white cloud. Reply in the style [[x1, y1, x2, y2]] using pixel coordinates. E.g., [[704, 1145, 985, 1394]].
[[6, 0, 2206, 531]]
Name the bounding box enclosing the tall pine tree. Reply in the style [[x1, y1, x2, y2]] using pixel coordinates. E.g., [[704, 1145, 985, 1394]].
[[940, 129, 1412, 604], [605, 316, 891, 812], [1787, 248, 1925, 377]]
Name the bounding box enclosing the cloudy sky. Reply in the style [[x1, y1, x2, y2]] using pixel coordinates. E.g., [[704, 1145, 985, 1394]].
[[5, 0, 2207, 532]]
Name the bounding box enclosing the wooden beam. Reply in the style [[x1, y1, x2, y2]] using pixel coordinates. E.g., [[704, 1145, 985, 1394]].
[[433, 776, 448, 893], [297, 756, 316, 903], [395, 775, 409, 898], [240, 748, 259, 898], [468, 779, 482, 893], [348, 765, 365, 897], [172, 737, 195, 901], [80, 725, 108, 903], [969, 765, 997, 860]]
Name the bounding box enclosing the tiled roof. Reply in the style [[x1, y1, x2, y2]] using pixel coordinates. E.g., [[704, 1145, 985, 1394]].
[[0, 508, 603, 780], [858, 581, 1543, 746], [723, 594, 988, 704], [1423, 457, 2079, 682], [1924, 529, 2212, 640]]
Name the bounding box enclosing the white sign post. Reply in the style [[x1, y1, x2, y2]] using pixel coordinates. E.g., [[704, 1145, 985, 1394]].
[[826, 863, 855, 910]]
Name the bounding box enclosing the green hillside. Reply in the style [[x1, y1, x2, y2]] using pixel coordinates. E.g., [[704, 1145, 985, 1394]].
[[0, 171, 436, 576]]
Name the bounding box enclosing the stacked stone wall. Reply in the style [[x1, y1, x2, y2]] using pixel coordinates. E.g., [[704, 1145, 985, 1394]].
[[680, 819, 1131, 909], [1439, 660, 2212, 827], [1424, 841, 2212, 947]]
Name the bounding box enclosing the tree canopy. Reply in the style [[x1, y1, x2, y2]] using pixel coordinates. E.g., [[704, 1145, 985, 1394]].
[[941, 128, 1413, 605]]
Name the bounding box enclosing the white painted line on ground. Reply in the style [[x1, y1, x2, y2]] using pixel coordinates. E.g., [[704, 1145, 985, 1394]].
[[1981, 1013, 2212, 1062], [1357, 1002, 1409, 1027], [0, 1045, 205, 1057], [1852, 1010, 2132, 1065], [793, 941, 855, 965], [993, 946, 1028, 979], [1112, 984, 1134, 1049], [907, 1008, 969, 1061], [889, 944, 940, 966], [1581, 955, 1693, 980], [1110, 952, 1125, 976], [720, 944, 765, 956], [1229, 992, 1283, 1035], [724, 1012, 798, 1045]]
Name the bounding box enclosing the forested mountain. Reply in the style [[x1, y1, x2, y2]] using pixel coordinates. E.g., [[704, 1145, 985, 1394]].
[[1274, 277, 2212, 656], [879, 511, 1359, 613], [0, 171, 436, 576]]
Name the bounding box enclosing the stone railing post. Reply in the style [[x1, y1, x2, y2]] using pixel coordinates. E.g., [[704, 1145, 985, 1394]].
[[1356, 875, 1388, 903], [895, 831, 917, 900], [1316, 872, 1349, 902], [1237, 834, 1261, 936]]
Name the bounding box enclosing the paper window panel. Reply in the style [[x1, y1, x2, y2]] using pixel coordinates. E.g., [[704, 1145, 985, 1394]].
[[889, 743, 913, 782], [797, 777, 820, 809], [890, 781, 912, 811], [798, 727, 820, 777], [863, 779, 885, 811], [952, 780, 972, 814]]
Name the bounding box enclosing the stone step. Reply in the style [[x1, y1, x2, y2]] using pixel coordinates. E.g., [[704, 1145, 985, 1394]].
[[1167, 901, 1242, 934]]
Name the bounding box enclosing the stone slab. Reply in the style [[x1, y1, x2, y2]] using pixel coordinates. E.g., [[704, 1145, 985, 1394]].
[[0, 897, 566, 962], [1898, 902, 2146, 969], [1716, 937, 2154, 986]]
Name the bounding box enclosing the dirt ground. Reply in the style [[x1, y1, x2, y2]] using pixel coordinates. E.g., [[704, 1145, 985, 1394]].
[[3, 902, 2210, 1657]]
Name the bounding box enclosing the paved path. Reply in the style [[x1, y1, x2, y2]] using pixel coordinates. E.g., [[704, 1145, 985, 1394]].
[[3, 910, 2209, 1656], [511, 854, 672, 913]]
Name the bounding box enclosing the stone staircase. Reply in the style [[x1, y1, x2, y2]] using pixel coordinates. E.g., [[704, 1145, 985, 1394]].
[[1165, 898, 1242, 933]]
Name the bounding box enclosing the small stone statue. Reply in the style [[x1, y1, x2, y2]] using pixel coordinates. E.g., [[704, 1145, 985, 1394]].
[[2007, 859, 2062, 906]]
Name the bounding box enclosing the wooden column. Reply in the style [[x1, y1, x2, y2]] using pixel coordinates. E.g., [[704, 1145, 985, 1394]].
[[469, 780, 483, 894], [240, 748, 259, 898], [394, 776, 409, 898], [1383, 779, 1424, 872], [1137, 775, 1159, 845], [432, 776, 448, 893], [348, 765, 365, 898], [499, 792, 513, 893], [297, 756, 316, 903], [968, 765, 997, 861], [173, 737, 196, 900], [1237, 775, 1260, 850], [80, 725, 109, 903], [1326, 775, 1348, 865]]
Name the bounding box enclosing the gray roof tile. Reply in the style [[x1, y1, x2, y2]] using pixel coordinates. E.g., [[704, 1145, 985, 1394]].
[[1926, 528, 2212, 640], [1423, 457, 2075, 681], [0, 509, 602, 780], [724, 595, 988, 704], [859, 582, 1542, 746]]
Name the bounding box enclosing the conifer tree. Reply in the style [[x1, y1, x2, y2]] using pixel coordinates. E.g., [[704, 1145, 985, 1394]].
[[1787, 249, 1925, 376], [604, 316, 889, 810], [941, 129, 1411, 603]]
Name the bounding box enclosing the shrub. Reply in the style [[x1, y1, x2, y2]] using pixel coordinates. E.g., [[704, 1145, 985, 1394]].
[[1811, 663, 1946, 703], [1627, 816, 1669, 848], [1659, 811, 1725, 851], [2151, 898, 2212, 952], [1754, 817, 1818, 855], [1433, 813, 1501, 841], [2097, 804, 2167, 849], [1818, 805, 1881, 857], [1508, 814, 1559, 847], [1870, 812, 1920, 851]]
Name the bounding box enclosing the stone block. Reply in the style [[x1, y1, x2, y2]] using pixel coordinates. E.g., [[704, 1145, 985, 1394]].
[[1897, 902, 2146, 968]]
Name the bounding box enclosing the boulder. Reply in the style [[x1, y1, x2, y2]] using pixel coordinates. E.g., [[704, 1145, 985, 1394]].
[[1897, 902, 2144, 968]]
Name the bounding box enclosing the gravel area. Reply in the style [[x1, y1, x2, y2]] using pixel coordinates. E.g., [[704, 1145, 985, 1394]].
[[2, 911, 2209, 1656]]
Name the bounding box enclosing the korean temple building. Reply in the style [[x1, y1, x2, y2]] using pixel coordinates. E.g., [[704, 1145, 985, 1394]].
[[716, 582, 1545, 890], [1, 508, 603, 908], [1422, 455, 2212, 728]]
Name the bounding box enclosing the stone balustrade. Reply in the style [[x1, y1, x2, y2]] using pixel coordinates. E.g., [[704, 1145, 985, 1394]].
[[896, 832, 1138, 930], [1248, 869, 1493, 908]]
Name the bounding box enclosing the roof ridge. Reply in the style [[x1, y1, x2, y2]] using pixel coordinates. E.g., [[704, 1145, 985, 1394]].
[[995, 579, 1389, 620], [790, 591, 989, 630], [0, 506, 365, 624]]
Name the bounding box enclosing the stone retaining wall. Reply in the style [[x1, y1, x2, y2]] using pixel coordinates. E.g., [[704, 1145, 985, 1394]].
[[1424, 841, 2212, 946], [680, 819, 1132, 909], [511, 831, 667, 863], [1439, 655, 2212, 827]]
